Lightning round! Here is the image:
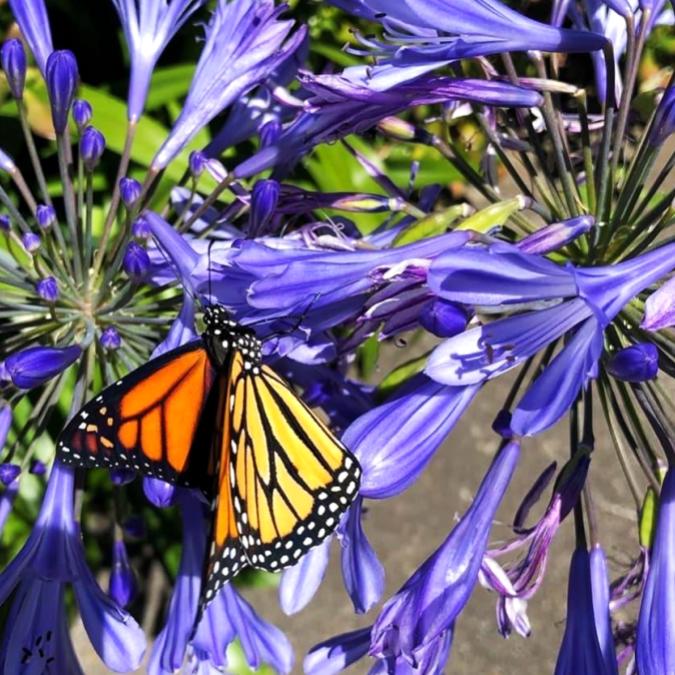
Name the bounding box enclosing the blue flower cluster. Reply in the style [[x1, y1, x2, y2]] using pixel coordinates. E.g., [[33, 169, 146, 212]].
[[0, 0, 673, 673]]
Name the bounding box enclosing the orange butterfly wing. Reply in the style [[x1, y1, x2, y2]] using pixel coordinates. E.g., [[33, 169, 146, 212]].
[[57, 341, 216, 487]]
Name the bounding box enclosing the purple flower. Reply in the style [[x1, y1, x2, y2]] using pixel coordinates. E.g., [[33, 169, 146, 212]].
[[8, 0, 53, 75], [22, 231, 40, 253], [152, 0, 305, 169], [148, 493, 205, 674], [80, 126, 106, 171], [250, 179, 280, 236], [0, 463, 20, 486], [590, 545, 619, 675], [29, 459, 46, 475], [123, 241, 151, 280], [606, 343, 659, 382], [636, 465, 675, 674], [1, 38, 27, 99], [189, 150, 207, 177], [554, 548, 614, 675], [280, 537, 333, 615], [45, 50, 79, 135], [109, 539, 136, 608], [517, 216, 595, 255], [425, 242, 675, 435], [343, 374, 479, 499], [0, 473, 19, 538], [110, 468, 136, 486], [36, 203, 56, 229], [338, 497, 385, 614], [0, 215, 10, 231], [368, 441, 520, 667], [72, 98, 92, 128], [5, 344, 81, 389], [119, 177, 142, 207], [305, 627, 373, 675], [142, 476, 176, 508], [110, 0, 205, 122], [419, 298, 468, 338], [191, 583, 294, 674], [329, 0, 606, 89], [0, 462, 146, 672], [36, 276, 59, 303], [132, 214, 151, 240], [100, 326, 122, 351], [648, 85, 675, 146], [641, 275, 675, 332]]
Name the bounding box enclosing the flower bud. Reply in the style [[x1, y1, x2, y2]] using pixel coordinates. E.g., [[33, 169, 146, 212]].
[[29, 459, 46, 475], [189, 150, 207, 178], [36, 276, 59, 303], [120, 177, 142, 207], [46, 50, 79, 135], [1, 39, 27, 99], [259, 118, 281, 147], [101, 326, 122, 351], [0, 463, 20, 486], [21, 232, 41, 253], [72, 98, 92, 129], [123, 242, 150, 281], [0, 403, 11, 449], [131, 215, 151, 240], [143, 476, 175, 508], [109, 539, 137, 608], [420, 299, 468, 338], [492, 409, 513, 438], [518, 216, 595, 255], [641, 277, 675, 333], [110, 468, 136, 486], [250, 179, 280, 235], [5, 344, 81, 389], [606, 343, 659, 382], [36, 204, 56, 230], [0, 215, 10, 231], [80, 126, 105, 171], [648, 86, 675, 147]]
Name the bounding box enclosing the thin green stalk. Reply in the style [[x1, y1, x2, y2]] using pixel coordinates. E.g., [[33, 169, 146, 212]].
[[17, 102, 52, 206], [57, 134, 83, 283]]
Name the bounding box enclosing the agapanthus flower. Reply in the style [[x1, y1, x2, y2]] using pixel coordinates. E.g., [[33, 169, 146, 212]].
[[8, 0, 54, 75], [0, 463, 145, 672]]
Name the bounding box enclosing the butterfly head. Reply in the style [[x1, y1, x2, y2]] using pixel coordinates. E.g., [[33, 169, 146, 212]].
[[202, 304, 262, 371]]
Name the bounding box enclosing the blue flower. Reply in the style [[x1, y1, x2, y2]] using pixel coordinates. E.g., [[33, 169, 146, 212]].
[[641, 275, 675, 331], [280, 537, 333, 615], [108, 538, 137, 608], [8, 0, 53, 75], [590, 545, 619, 675], [304, 626, 372, 675], [152, 0, 306, 169], [5, 345, 81, 389], [1, 39, 27, 99], [368, 441, 520, 667], [110, 0, 205, 121], [328, 0, 606, 89], [554, 548, 614, 675], [45, 50, 79, 135], [0, 462, 146, 672], [606, 343, 659, 382], [636, 465, 675, 674]]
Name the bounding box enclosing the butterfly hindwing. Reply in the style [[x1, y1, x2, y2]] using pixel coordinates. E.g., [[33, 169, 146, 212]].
[[228, 363, 361, 573], [57, 340, 216, 487]]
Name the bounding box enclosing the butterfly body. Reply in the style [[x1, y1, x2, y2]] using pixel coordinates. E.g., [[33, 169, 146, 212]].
[[57, 303, 361, 606]]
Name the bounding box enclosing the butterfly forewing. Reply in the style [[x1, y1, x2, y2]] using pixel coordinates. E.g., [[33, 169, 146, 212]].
[[57, 340, 216, 488]]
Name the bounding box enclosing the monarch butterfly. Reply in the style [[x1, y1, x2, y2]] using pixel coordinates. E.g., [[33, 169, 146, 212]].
[[56, 303, 361, 606]]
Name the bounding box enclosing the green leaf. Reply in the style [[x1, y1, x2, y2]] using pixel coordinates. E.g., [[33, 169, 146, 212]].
[[144, 65, 195, 111], [639, 486, 657, 549], [455, 196, 529, 233], [378, 352, 429, 397]]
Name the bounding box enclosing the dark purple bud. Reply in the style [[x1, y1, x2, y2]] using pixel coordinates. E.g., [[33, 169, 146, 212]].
[[120, 177, 142, 207], [36, 276, 59, 303], [100, 326, 122, 351], [36, 204, 56, 230], [0, 463, 20, 486], [606, 343, 659, 382], [189, 151, 207, 178], [131, 215, 151, 240], [46, 50, 79, 135], [122, 515, 146, 539], [259, 119, 281, 148], [80, 126, 105, 171], [1, 39, 26, 99], [29, 459, 46, 475], [72, 98, 92, 128], [518, 216, 595, 255], [21, 232, 40, 253], [250, 179, 280, 234], [492, 409, 513, 438], [0, 215, 10, 231], [109, 539, 137, 608], [123, 242, 150, 281], [110, 467, 136, 486], [420, 299, 469, 338], [5, 344, 81, 389], [143, 476, 175, 508]]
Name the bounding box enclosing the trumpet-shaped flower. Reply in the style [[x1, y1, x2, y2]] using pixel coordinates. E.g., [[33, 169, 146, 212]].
[[8, 0, 53, 75]]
